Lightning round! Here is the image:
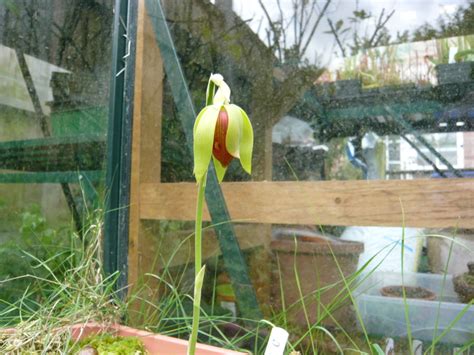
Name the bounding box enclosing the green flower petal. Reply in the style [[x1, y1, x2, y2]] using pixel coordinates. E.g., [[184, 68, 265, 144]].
[[193, 106, 208, 136], [238, 107, 253, 174], [193, 106, 219, 182], [212, 156, 228, 183], [211, 75, 231, 105], [224, 104, 243, 158], [205, 77, 216, 106]]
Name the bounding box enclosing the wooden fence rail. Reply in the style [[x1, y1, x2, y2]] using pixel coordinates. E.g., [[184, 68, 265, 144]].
[[140, 179, 474, 228]]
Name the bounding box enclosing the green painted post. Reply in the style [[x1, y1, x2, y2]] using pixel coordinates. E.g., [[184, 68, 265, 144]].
[[104, 0, 138, 296]]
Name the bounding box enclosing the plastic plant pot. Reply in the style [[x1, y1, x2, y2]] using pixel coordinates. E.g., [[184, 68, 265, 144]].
[[380, 285, 437, 301]]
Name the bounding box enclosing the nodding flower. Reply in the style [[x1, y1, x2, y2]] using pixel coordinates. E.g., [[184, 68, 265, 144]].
[[193, 74, 253, 183]]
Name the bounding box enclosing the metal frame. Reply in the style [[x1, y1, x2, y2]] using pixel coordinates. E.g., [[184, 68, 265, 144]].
[[104, 0, 138, 294]]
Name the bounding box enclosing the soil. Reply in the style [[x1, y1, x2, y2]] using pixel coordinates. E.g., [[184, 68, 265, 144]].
[[380, 285, 436, 300]]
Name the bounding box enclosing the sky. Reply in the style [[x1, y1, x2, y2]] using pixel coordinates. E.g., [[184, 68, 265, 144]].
[[229, 0, 469, 66]]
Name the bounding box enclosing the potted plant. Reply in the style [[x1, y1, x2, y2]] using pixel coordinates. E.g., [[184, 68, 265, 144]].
[[435, 48, 474, 85], [436, 61, 473, 84], [334, 79, 361, 98], [271, 229, 364, 329], [379, 285, 436, 300], [0, 206, 247, 354], [71, 323, 245, 354], [0, 322, 246, 354], [453, 262, 474, 303]]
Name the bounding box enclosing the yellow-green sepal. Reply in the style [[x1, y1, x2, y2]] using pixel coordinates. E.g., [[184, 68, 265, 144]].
[[224, 104, 243, 158], [193, 105, 219, 182], [193, 105, 208, 135], [238, 106, 253, 174], [212, 156, 228, 183]]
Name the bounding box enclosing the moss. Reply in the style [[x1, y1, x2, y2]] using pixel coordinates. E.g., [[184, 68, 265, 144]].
[[463, 274, 474, 285], [72, 334, 147, 354]]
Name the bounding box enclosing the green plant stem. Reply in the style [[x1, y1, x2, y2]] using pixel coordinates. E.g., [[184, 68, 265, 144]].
[[399, 203, 413, 355], [188, 173, 207, 355], [194, 174, 206, 277], [431, 235, 455, 355]]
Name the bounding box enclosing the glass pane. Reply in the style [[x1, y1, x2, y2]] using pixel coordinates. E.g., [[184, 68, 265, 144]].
[[0, 0, 114, 319], [132, 0, 474, 353]]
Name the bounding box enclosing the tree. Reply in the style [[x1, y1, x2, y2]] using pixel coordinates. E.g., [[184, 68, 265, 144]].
[[412, 2, 474, 41], [258, 0, 331, 67], [325, 7, 410, 57]]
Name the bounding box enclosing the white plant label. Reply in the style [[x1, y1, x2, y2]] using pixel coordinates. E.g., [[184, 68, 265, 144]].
[[264, 327, 289, 355]]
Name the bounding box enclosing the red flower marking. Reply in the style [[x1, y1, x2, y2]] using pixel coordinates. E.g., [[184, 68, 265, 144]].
[[213, 108, 233, 167]]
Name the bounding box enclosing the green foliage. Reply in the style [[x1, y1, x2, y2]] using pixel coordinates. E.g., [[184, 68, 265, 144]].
[[0, 209, 123, 353], [454, 49, 474, 62], [0, 208, 470, 354], [0, 245, 35, 312], [72, 334, 147, 355], [1, 0, 19, 15], [338, 45, 405, 87], [19, 205, 59, 246], [412, 3, 474, 41], [0, 205, 70, 315], [0, 197, 17, 231], [370, 343, 385, 354]]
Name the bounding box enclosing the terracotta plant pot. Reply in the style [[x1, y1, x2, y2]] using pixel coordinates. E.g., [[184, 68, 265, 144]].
[[2, 323, 246, 355], [271, 235, 364, 329], [380, 285, 436, 301], [74, 323, 246, 354]]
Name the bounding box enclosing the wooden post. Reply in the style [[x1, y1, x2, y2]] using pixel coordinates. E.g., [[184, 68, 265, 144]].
[[128, 0, 164, 291]]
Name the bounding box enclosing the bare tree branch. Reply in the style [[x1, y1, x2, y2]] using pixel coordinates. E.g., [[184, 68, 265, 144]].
[[277, 0, 287, 50], [301, 0, 332, 57], [327, 18, 346, 57], [258, 0, 333, 64], [301, 1, 318, 39], [297, 0, 304, 46], [258, 0, 282, 61], [368, 8, 395, 47]]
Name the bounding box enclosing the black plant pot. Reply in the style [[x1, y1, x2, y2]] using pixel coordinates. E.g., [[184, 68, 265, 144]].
[[334, 79, 361, 98], [436, 62, 474, 85]]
